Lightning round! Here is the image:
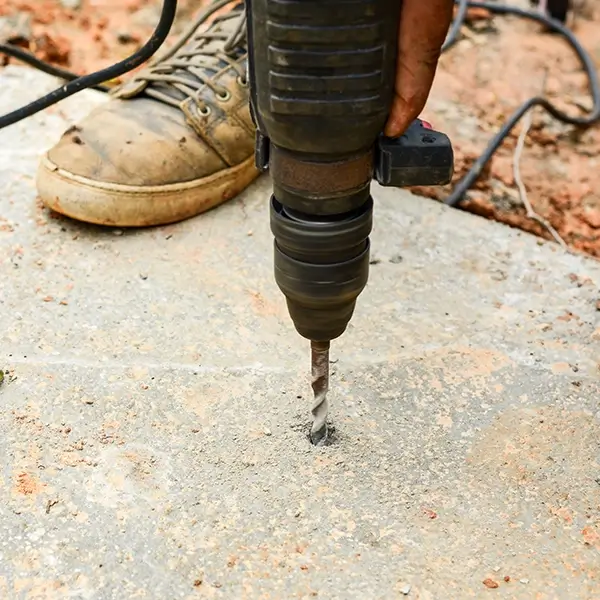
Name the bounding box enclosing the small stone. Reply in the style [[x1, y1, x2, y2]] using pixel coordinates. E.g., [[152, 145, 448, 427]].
[[112, 229, 123, 236], [81, 397, 94, 405], [264, 428, 272, 436], [520, 578, 529, 584], [117, 32, 138, 44], [399, 583, 412, 595], [60, 0, 81, 8], [389, 254, 403, 264], [483, 578, 499, 589]]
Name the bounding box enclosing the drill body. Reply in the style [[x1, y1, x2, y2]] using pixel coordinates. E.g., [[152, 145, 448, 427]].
[[247, 0, 401, 343], [245, 0, 453, 441]]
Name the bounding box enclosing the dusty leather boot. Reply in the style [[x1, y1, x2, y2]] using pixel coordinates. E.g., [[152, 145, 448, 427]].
[[36, 1, 258, 227]]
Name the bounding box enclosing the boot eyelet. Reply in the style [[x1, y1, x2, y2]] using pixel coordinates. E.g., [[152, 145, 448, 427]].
[[199, 105, 212, 117], [236, 75, 248, 88], [216, 89, 231, 102]]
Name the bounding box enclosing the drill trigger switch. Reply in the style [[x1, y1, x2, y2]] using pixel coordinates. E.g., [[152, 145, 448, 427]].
[[374, 119, 454, 188], [255, 131, 270, 172]]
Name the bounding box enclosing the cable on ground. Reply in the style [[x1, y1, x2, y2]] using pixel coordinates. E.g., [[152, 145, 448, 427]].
[[443, 0, 600, 207], [0, 0, 177, 129]]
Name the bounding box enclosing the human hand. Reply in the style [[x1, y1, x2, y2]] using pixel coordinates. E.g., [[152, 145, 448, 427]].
[[384, 0, 454, 137]]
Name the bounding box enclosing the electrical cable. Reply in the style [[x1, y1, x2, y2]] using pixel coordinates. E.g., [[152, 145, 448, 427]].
[[0, 0, 177, 129], [0, 0, 597, 210], [0, 42, 110, 92], [443, 0, 471, 53], [443, 0, 600, 207]]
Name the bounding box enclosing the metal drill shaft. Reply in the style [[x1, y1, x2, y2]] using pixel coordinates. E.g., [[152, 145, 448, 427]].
[[310, 341, 330, 446]]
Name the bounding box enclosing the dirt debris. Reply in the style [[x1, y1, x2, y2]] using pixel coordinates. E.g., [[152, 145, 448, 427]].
[[0, 0, 207, 74], [15, 471, 44, 495], [419, 7, 600, 257], [483, 578, 500, 589], [582, 525, 600, 547]]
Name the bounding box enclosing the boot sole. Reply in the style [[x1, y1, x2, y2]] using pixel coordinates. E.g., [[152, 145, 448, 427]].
[[37, 154, 260, 228]]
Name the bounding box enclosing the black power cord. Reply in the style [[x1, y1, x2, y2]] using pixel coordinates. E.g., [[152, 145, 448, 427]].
[[443, 0, 600, 207], [0, 0, 177, 129], [0, 0, 597, 208], [0, 42, 111, 92]]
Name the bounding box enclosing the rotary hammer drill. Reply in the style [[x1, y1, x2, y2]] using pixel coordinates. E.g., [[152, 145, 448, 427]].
[[245, 0, 454, 444], [0, 0, 451, 446]]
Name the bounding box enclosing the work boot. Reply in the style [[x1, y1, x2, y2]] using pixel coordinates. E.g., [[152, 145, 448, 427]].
[[36, 1, 258, 227]]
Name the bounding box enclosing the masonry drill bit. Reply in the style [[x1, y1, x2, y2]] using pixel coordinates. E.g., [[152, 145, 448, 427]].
[[310, 340, 330, 446]]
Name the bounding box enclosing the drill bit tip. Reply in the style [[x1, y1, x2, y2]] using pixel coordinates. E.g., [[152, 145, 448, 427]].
[[310, 340, 330, 446], [310, 425, 328, 447]]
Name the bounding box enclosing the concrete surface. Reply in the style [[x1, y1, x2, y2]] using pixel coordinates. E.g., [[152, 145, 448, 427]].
[[1, 66, 599, 600]]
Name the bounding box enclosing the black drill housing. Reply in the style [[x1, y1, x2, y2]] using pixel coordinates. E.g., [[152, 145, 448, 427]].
[[246, 0, 453, 343]]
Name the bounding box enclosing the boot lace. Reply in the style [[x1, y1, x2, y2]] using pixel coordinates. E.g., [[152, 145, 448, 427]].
[[126, 0, 247, 110]]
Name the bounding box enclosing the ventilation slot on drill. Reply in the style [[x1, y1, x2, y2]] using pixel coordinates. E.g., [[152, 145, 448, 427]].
[[267, 46, 384, 69], [266, 22, 383, 45], [267, 0, 380, 26], [269, 72, 383, 95]]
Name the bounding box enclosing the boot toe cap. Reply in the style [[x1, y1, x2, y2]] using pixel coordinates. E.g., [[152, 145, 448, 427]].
[[45, 97, 227, 187]]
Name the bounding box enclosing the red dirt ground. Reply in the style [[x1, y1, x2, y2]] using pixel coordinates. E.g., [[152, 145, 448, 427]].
[[418, 2, 600, 259], [0, 0, 599, 257]]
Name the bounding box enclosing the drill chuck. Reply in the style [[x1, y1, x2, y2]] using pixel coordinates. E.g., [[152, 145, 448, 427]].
[[271, 195, 373, 342]]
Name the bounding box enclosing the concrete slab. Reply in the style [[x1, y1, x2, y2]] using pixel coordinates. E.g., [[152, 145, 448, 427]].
[[1, 67, 599, 600]]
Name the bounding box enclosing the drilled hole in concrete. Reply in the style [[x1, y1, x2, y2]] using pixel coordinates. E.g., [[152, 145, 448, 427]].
[[308, 424, 336, 447]]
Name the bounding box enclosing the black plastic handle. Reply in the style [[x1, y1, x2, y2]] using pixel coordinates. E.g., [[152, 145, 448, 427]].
[[375, 119, 454, 188]]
